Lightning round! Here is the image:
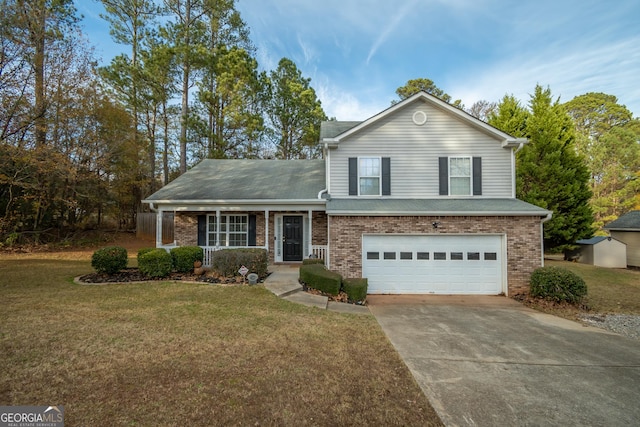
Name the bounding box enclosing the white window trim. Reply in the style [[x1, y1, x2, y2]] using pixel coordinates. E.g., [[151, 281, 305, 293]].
[[448, 156, 473, 196], [358, 156, 382, 196], [207, 214, 249, 247]]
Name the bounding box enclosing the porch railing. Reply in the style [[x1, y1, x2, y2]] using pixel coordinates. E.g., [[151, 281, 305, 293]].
[[311, 245, 328, 262]]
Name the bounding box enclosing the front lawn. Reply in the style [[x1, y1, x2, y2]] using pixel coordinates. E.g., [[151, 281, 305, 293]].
[[524, 259, 640, 318], [0, 251, 442, 426]]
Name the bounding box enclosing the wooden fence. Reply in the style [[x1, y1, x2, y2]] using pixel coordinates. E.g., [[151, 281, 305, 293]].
[[136, 212, 174, 244]]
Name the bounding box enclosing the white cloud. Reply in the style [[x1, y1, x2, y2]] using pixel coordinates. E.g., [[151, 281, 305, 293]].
[[449, 35, 640, 116]]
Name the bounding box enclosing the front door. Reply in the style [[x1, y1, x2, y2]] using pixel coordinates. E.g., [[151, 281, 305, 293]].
[[283, 216, 303, 261]]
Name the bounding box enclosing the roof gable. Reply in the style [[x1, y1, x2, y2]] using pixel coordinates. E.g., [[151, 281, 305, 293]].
[[321, 91, 526, 148], [604, 210, 640, 231], [144, 159, 326, 202]]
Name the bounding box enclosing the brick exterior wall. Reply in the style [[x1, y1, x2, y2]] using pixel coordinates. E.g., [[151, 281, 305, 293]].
[[328, 215, 543, 295], [174, 211, 328, 262]]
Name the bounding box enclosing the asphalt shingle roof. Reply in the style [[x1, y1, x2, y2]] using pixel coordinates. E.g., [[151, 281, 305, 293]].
[[320, 121, 361, 139], [144, 159, 326, 201], [326, 198, 551, 215], [604, 210, 640, 231]]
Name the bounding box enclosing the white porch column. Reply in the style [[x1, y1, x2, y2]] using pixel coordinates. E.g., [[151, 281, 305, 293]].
[[216, 210, 221, 246], [308, 209, 313, 258], [155, 209, 163, 248], [265, 210, 270, 252]]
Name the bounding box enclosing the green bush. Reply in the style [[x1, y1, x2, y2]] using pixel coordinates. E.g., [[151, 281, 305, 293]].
[[299, 264, 342, 296], [137, 247, 156, 263], [211, 248, 268, 278], [530, 266, 587, 304], [302, 258, 325, 265], [91, 246, 128, 274], [342, 278, 368, 302], [138, 248, 173, 278], [170, 246, 204, 273]]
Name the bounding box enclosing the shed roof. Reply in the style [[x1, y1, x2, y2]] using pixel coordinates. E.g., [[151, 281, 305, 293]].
[[144, 159, 326, 202], [604, 210, 640, 231], [577, 236, 610, 245]]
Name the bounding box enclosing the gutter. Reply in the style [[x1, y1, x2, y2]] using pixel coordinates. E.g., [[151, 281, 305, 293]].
[[327, 210, 554, 217]]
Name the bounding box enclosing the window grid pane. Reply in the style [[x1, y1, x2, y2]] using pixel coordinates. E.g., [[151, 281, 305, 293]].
[[450, 157, 471, 195], [360, 177, 380, 195], [218, 215, 248, 247], [359, 158, 381, 195], [450, 177, 471, 195], [208, 216, 217, 246]]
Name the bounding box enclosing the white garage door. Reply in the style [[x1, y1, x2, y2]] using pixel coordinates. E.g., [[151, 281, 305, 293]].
[[362, 234, 504, 294]]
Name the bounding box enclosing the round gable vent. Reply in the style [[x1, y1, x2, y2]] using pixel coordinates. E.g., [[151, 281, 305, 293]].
[[413, 110, 428, 125]]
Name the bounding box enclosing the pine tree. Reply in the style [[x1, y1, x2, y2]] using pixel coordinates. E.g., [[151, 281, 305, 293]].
[[519, 86, 594, 250], [490, 86, 595, 250]]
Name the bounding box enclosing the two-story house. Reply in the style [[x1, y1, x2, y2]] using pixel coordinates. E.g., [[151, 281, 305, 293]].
[[143, 91, 552, 295]]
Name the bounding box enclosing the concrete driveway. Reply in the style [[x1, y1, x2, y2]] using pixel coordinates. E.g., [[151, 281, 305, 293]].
[[368, 295, 640, 427]]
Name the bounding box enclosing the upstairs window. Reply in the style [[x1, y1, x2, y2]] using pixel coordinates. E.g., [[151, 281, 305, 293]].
[[359, 157, 381, 196], [349, 157, 391, 196], [450, 157, 471, 196], [439, 157, 482, 196]]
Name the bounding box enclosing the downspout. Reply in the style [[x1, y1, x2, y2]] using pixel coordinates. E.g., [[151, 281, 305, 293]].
[[540, 212, 553, 266]]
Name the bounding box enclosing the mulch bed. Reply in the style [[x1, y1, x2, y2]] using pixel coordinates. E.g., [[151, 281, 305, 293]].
[[300, 281, 367, 306], [78, 268, 257, 285]]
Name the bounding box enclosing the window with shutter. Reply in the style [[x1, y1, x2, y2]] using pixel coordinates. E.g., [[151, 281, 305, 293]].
[[348, 157, 391, 196]]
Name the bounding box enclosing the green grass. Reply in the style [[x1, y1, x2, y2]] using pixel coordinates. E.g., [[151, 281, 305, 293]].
[[545, 260, 640, 314], [0, 252, 442, 426]]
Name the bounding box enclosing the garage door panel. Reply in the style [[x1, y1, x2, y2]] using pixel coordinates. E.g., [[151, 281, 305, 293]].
[[363, 235, 503, 295]]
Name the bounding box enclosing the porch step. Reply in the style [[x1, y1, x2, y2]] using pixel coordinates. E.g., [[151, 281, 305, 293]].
[[263, 282, 302, 298]]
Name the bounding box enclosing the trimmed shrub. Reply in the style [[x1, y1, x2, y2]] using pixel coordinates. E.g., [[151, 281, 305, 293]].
[[91, 246, 128, 274], [342, 278, 368, 302], [137, 247, 156, 263], [299, 264, 342, 296], [211, 248, 268, 278], [138, 248, 173, 278], [302, 258, 325, 265], [170, 246, 204, 273], [530, 266, 587, 304]]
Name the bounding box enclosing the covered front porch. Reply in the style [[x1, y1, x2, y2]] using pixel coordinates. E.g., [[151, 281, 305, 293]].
[[154, 204, 328, 267]]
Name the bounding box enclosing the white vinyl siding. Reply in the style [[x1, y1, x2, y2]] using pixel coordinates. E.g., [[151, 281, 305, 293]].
[[328, 101, 513, 198]]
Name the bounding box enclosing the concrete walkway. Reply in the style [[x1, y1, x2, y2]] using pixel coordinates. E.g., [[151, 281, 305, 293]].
[[263, 264, 370, 315]]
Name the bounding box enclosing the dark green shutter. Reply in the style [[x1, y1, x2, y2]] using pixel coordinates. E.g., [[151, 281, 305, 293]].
[[348, 158, 357, 195], [473, 157, 482, 196], [438, 157, 448, 195], [382, 157, 391, 195], [197, 215, 207, 246], [248, 214, 256, 246]]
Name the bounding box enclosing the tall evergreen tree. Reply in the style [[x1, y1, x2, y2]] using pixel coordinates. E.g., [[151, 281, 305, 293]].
[[564, 93, 640, 226], [490, 86, 594, 250], [265, 58, 326, 159]]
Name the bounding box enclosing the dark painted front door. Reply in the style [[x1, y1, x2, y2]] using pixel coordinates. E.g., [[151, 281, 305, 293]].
[[283, 216, 303, 261]]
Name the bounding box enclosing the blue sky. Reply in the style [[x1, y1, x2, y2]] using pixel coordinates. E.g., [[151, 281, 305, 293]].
[[80, 0, 640, 121]]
